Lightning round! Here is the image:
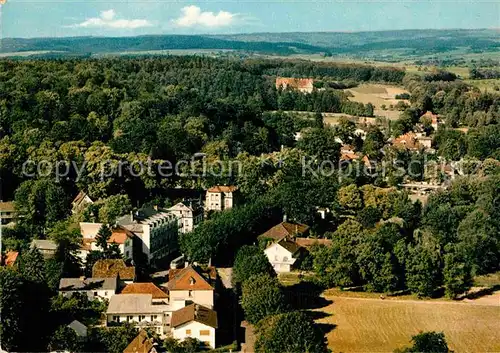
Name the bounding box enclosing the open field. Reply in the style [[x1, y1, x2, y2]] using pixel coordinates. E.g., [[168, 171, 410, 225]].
[[344, 84, 408, 120], [316, 294, 500, 353]]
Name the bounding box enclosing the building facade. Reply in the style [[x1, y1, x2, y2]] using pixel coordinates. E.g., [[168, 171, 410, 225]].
[[205, 186, 238, 212], [167, 201, 203, 234]]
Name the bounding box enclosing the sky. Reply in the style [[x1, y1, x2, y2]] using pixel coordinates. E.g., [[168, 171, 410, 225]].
[[0, 0, 498, 38]]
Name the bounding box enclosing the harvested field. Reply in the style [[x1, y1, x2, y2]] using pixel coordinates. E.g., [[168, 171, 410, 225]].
[[316, 294, 500, 353], [345, 84, 409, 120]]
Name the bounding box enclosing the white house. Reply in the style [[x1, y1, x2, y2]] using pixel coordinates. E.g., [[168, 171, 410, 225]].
[[106, 294, 184, 336], [117, 207, 179, 266], [205, 186, 238, 212], [166, 265, 216, 309], [59, 277, 118, 301], [167, 201, 203, 234], [171, 303, 217, 349], [264, 237, 302, 273]]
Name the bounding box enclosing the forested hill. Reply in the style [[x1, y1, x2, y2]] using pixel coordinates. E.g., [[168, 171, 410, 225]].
[[1, 29, 498, 58], [0, 35, 325, 56]]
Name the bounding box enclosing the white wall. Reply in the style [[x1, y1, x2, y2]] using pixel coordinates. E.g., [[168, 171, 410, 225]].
[[173, 321, 216, 349], [61, 289, 114, 301], [264, 244, 296, 273]]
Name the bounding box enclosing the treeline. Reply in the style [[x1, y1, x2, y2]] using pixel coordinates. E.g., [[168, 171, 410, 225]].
[[255, 59, 405, 83], [469, 67, 500, 80]]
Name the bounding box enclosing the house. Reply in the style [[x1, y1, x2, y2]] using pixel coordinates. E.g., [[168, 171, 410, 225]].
[[0, 201, 16, 227], [392, 132, 423, 151], [205, 186, 238, 212], [30, 239, 57, 259], [71, 191, 93, 214], [166, 265, 216, 309], [276, 77, 314, 93], [59, 277, 118, 300], [258, 221, 310, 242], [1, 250, 18, 267], [106, 294, 182, 336], [121, 283, 169, 304], [264, 237, 302, 273], [67, 320, 87, 337], [79, 223, 135, 262], [167, 201, 203, 234], [117, 207, 179, 266], [123, 330, 157, 353], [92, 259, 136, 285], [421, 111, 441, 130], [171, 303, 217, 349]]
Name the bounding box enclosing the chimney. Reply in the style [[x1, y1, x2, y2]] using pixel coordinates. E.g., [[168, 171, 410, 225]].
[[153, 205, 158, 211], [283, 214, 287, 223]]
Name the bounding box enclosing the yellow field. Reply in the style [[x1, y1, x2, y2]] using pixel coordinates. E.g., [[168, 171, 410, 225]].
[[316, 295, 500, 353], [344, 84, 408, 121]]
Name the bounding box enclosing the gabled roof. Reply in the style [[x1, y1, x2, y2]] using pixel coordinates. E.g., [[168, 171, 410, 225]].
[[122, 283, 168, 299], [258, 222, 310, 241], [171, 303, 217, 329], [59, 277, 118, 291], [31, 239, 57, 251], [123, 330, 155, 353], [274, 237, 301, 255], [92, 259, 135, 280], [72, 191, 93, 206], [207, 185, 238, 193], [167, 265, 214, 291], [107, 294, 167, 314], [67, 320, 87, 337]]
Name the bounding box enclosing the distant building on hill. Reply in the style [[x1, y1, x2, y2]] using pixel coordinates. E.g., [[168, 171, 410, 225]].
[[276, 77, 314, 93]]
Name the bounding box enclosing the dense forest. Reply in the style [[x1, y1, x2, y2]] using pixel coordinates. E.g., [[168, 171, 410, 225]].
[[0, 56, 499, 352]]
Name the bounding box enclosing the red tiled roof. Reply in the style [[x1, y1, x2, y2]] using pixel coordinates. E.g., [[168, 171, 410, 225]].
[[171, 303, 217, 329], [167, 265, 214, 291], [258, 222, 310, 241], [123, 330, 155, 353], [2, 250, 19, 266], [207, 185, 238, 193], [121, 283, 168, 299], [92, 259, 135, 280], [276, 77, 314, 90]]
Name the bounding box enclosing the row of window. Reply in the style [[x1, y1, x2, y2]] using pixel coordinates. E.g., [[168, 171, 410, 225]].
[[112, 315, 159, 322]]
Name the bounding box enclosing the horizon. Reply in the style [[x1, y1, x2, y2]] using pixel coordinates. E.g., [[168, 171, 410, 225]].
[[2, 27, 498, 41]]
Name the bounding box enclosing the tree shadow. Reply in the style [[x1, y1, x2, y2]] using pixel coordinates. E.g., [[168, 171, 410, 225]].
[[461, 285, 500, 300], [283, 280, 333, 310]]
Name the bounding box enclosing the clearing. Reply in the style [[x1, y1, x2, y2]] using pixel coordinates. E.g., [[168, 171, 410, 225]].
[[344, 84, 409, 121], [315, 293, 500, 352]]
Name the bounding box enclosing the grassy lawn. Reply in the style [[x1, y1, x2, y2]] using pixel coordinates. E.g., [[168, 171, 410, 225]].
[[316, 295, 500, 352]]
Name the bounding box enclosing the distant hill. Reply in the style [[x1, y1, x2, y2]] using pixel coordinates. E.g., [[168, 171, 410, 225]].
[[1, 29, 498, 60]]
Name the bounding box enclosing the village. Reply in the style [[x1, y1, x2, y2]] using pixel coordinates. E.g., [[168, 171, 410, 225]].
[[0, 50, 498, 353]]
